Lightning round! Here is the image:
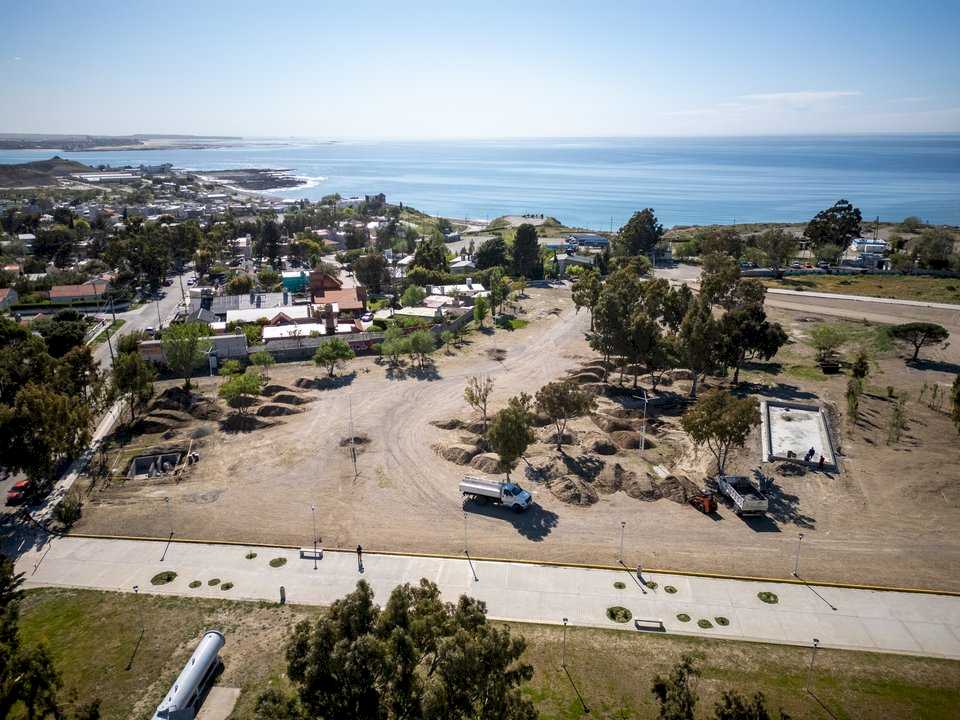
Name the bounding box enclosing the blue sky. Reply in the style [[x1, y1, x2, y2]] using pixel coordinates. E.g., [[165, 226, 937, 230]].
[[2, 0, 958, 138]]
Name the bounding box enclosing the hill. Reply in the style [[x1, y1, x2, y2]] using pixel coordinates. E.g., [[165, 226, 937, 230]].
[[0, 156, 93, 188]]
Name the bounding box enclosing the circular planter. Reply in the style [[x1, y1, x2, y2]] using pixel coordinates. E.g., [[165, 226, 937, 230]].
[[151, 571, 176, 585], [221, 582, 234, 591], [676, 613, 691, 622], [665, 585, 678, 594], [715, 616, 730, 626], [208, 578, 221, 586], [758, 591, 779, 604], [697, 619, 713, 629], [613, 581, 626, 590], [188, 580, 201, 589], [606, 606, 633, 623], [269, 557, 287, 568]]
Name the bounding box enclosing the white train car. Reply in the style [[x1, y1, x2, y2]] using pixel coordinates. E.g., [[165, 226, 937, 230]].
[[153, 630, 225, 720]]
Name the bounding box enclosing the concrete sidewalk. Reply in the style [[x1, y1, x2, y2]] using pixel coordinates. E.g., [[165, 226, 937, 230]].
[[15, 536, 960, 660]]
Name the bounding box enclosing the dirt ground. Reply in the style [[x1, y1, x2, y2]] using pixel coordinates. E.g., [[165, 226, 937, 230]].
[[75, 285, 960, 591]]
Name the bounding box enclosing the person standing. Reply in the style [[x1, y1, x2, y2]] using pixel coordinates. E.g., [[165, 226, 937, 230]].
[[356, 544, 363, 571]]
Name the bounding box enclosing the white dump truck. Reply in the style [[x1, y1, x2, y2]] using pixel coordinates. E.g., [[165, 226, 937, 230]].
[[716, 475, 768, 516], [459, 476, 532, 512]]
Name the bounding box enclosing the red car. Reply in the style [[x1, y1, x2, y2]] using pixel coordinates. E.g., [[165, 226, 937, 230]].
[[6, 480, 31, 506]]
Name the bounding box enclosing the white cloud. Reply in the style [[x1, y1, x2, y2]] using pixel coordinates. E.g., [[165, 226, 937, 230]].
[[741, 90, 861, 103]]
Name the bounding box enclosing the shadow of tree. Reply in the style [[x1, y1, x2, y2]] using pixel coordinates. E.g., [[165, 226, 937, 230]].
[[740, 381, 818, 402], [219, 414, 273, 434], [463, 500, 559, 541], [912, 358, 960, 374]]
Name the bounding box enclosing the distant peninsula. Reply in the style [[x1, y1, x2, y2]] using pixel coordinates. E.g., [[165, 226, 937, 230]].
[[0, 133, 242, 152]]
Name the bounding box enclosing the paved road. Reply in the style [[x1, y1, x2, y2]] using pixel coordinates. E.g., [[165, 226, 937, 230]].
[[13, 536, 960, 660], [91, 269, 193, 370]]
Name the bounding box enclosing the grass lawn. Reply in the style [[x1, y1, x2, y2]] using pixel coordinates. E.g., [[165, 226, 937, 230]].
[[16, 588, 960, 720], [764, 274, 960, 304], [91, 318, 126, 346]]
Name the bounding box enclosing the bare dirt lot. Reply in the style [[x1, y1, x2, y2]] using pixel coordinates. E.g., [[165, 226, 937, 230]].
[[75, 285, 960, 591]]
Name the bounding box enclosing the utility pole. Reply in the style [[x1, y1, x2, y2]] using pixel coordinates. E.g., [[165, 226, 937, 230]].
[[132, 585, 144, 632], [561, 617, 569, 668], [311, 504, 318, 570], [793, 532, 804, 577]]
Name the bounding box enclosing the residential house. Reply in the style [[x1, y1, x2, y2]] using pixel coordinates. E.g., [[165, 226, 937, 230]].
[[49, 280, 109, 303]]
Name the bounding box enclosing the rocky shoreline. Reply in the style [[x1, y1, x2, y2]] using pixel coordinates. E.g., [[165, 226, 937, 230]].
[[196, 168, 306, 191]]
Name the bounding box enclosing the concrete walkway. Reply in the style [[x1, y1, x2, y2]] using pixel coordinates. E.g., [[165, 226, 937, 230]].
[[764, 287, 960, 310], [15, 536, 960, 660]]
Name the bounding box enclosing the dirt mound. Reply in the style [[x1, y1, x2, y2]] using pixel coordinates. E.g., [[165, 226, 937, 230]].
[[261, 384, 293, 396], [485, 348, 507, 362], [272, 393, 308, 405], [609, 430, 644, 449], [153, 386, 196, 409], [592, 463, 663, 501], [463, 419, 488, 434], [339, 434, 370, 447], [189, 401, 222, 420], [530, 412, 552, 427], [431, 417, 464, 430], [458, 434, 487, 450], [622, 473, 662, 501], [147, 409, 193, 424], [526, 453, 605, 483], [584, 434, 618, 455], [591, 413, 633, 433], [657, 475, 701, 504], [777, 462, 807, 476], [571, 370, 602, 384], [469, 453, 503, 474], [439, 444, 479, 465], [665, 369, 694, 381], [294, 377, 317, 389], [538, 429, 578, 446], [547, 475, 598, 506], [220, 414, 272, 433], [257, 404, 303, 417], [133, 416, 179, 434]]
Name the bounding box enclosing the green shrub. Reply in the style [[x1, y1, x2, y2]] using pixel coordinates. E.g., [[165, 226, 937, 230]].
[[676, 613, 691, 622], [208, 578, 221, 586], [613, 581, 626, 590], [644, 581, 658, 590], [758, 591, 779, 604], [665, 585, 678, 594], [606, 606, 632, 623], [269, 557, 287, 568], [188, 580, 201, 588], [697, 619, 713, 629], [151, 571, 176, 585], [221, 582, 234, 591], [715, 616, 730, 626], [245, 552, 258, 560]]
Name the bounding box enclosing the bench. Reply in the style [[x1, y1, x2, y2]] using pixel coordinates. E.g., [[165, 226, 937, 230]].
[[299, 547, 323, 560], [634, 618, 665, 632]]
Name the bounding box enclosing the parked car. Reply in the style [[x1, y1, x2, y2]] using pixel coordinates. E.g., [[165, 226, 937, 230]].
[[145, 326, 156, 337], [361, 312, 374, 322], [6, 480, 31, 506]]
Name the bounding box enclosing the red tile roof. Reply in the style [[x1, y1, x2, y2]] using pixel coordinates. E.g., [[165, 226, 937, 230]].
[[49, 280, 108, 299]]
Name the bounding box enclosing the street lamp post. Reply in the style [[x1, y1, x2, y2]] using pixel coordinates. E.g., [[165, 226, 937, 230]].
[[805, 638, 820, 691], [618, 521, 626, 563], [561, 617, 568, 668], [463, 511, 469, 555], [165, 497, 173, 537], [132, 584, 144, 631], [793, 532, 804, 577], [310, 504, 318, 570]]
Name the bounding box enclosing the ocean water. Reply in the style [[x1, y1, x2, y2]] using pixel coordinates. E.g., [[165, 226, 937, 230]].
[[1, 135, 958, 229]]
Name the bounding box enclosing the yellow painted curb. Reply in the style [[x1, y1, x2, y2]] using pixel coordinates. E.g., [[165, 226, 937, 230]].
[[64, 532, 960, 597]]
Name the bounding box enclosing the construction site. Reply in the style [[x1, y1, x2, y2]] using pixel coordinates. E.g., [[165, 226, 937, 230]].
[[71, 284, 960, 592]]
